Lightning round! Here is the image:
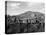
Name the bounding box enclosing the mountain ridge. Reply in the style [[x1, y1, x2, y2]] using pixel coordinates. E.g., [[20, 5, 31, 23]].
[[16, 11, 45, 19]]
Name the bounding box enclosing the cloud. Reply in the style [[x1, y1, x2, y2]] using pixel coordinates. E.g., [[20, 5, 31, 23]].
[[7, 1, 45, 15], [10, 3, 20, 7]]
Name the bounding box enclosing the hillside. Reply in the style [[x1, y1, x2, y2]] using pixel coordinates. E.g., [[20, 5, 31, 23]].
[[15, 11, 45, 20]]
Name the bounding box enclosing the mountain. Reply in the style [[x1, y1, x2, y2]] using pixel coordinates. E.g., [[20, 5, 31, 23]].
[[16, 11, 45, 20], [6, 11, 45, 21]]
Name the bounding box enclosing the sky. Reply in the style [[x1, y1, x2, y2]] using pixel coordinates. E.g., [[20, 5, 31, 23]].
[[6, 1, 45, 16]]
